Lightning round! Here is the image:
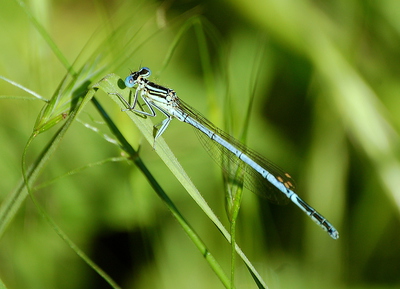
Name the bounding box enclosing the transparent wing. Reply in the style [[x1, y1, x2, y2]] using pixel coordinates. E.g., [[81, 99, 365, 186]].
[[178, 99, 295, 205]]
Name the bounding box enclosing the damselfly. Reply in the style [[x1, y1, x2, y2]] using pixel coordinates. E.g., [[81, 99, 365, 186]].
[[120, 67, 339, 239]]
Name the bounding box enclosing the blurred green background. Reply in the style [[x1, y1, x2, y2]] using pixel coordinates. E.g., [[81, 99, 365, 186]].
[[1, 0, 400, 288]]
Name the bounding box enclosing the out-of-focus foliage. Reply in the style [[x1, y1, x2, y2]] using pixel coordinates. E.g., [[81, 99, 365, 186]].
[[0, 0, 400, 288]]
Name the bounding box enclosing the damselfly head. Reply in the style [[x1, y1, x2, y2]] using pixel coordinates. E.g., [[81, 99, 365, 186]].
[[124, 67, 151, 88]]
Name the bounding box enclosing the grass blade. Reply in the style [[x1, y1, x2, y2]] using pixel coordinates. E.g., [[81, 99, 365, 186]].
[[95, 74, 268, 289]]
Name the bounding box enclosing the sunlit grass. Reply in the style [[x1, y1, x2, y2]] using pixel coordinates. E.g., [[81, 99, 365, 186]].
[[1, 1, 267, 288], [1, 0, 400, 289]]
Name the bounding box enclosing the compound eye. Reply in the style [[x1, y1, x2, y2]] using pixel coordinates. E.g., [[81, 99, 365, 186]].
[[140, 67, 151, 77], [124, 75, 136, 88]]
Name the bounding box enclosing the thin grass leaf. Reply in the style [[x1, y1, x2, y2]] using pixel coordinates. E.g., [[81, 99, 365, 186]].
[[33, 75, 91, 134], [76, 118, 120, 145], [225, 38, 266, 287], [21, 86, 121, 288], [0, 76, 49, 102], [228, 181, 244, 288], [91, 96, 232, 288], [13, 0, 74, 74], [232, 0, 400, 214], [33, 156, 126, 192], [22, 170, 122, 289], [0, 82, 90, 238], [96, 74, 268, 289], [0, 67, 120, 288]]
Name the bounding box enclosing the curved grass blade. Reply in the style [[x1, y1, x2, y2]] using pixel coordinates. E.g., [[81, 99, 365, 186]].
[[33, 157, 126, 192], [0, 76, 49, 102], [96, 74, 268, 289], [21, 87, 121, 288], [0, 82, 88, 238], [91, 97, 232, 288], [14, 0, 74, 74]]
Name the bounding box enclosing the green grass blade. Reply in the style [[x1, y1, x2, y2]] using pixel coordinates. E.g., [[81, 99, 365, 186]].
[[95, 73, 267, 289], [0, 76, 49, 102], [91, 96, 232, 288], [0, 81, 90, 238], [22, 166, 122, 289], [20, 87, 121, 288], [0, 75, 121, 288], [13, 0, 74, 74], [33, 156, 125, 191]]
